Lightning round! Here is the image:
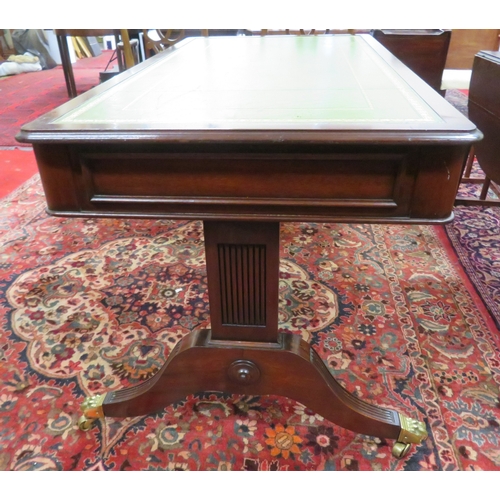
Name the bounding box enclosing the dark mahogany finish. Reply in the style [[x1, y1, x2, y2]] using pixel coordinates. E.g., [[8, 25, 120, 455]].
[[371, 29, 451, 95], [456, 51, 500, 206], [204, 221, 280, 343], [103, 330, 402, 440], [468, 52, 500, 184], [17, 35, 481, 448]]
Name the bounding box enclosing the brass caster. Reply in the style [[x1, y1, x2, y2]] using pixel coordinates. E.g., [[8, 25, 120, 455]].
[[397, 413, 427, 442], [78, 415, 94, 432], [78, 393, 105, 431], [391, 413, 427, 458], [392, 442, 411, 458]]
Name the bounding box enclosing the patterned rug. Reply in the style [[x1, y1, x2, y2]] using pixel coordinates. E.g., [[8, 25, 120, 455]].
[[1, 176, 499, 471], [444, 89, 500, 330], [446, 206, 500, 331]]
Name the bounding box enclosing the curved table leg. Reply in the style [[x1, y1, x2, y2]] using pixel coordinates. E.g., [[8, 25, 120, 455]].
[[79, 330, 427, 458], [79, 220, 426, 458]]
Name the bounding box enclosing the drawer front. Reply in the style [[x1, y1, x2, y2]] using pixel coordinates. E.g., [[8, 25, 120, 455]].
[[76, 151, 415, 220], [34, 141, 468, 223]]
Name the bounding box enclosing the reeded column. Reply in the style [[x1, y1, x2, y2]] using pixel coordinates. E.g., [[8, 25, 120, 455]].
[[203, 221, 280, 343]]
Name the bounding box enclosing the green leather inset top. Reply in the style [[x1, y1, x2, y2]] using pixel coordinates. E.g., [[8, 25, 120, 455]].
[[55, 35, 444, 130]]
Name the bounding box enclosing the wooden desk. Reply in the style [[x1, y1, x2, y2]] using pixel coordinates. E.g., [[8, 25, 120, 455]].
[[17, 35, 481, 458]]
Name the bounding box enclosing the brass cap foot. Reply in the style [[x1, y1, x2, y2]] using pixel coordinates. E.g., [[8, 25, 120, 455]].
[[397, 413, 428, 444], [79, 393, 105, 431]]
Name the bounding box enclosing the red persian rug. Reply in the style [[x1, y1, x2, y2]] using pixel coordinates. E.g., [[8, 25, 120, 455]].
[[1, 176, 499, 471]]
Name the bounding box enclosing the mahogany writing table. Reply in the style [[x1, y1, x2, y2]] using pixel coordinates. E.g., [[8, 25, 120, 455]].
[[17, 34, 481, 458]]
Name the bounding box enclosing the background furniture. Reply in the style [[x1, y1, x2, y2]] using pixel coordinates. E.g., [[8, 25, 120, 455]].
[[456, 50, 500, 206], [55, 29, 139, 98], [0, 29, 15, 59], [371, 29, 451, 95], [142, 29, 206, 57], [445, 29, 500, 69], [141, 30, 374, 58]]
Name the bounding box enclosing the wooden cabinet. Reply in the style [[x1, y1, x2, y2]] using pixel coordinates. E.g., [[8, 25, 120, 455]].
[[445, 29, 500, 69], [456, 50, 500, 206], [371, 29, 451, 94], [469, 51, 500, 186]]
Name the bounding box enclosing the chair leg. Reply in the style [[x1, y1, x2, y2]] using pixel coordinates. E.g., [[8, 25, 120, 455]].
[[455, 146, 500, 206], [479, 177, 492, 200], [463, 146, 475, 178]]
